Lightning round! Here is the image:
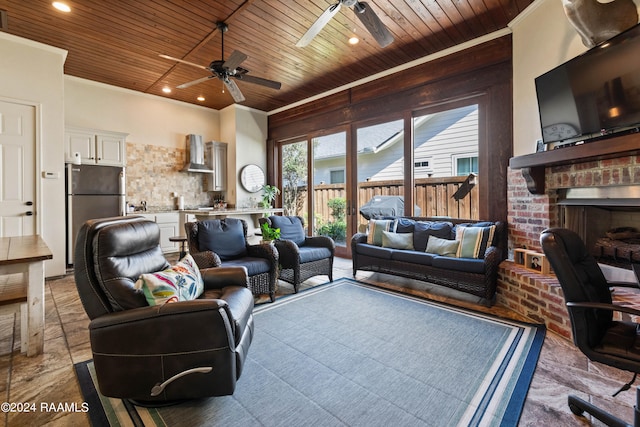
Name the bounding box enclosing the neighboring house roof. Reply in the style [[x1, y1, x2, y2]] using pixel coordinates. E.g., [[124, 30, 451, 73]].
[[313, 120, 405, 160], [312, 113, 450, 160]]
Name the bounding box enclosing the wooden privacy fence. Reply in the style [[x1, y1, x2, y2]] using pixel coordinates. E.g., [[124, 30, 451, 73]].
[[292, 175, 479, 225]]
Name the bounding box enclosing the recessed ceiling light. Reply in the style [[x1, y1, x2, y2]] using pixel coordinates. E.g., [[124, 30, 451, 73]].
[[162, 87, 171, 93], [52, 2, 71, 12], [348, 36, 359, 45], [197, 96, 205, 102]]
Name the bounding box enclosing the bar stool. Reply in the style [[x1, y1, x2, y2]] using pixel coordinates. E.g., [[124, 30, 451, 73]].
[[169, 236, 188, 258]]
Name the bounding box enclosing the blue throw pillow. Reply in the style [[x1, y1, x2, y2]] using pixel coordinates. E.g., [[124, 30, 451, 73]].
[[269, 216, 306, 246], [413, 221, 453, 252], [198, 218, 247, 260]]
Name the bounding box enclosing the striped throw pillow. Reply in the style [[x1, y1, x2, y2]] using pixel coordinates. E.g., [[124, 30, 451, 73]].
[[455, 225, 496, 259], [367, 219, 397, 246]]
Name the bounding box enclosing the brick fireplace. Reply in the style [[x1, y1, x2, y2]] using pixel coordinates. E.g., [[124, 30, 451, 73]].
[[499, 134, 640, 339]]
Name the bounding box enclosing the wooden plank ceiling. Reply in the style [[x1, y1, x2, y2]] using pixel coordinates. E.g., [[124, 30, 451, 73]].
[[0, 0, 534, 112]]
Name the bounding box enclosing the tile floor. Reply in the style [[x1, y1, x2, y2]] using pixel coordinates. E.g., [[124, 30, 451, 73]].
[[0, 256, 638, 426]]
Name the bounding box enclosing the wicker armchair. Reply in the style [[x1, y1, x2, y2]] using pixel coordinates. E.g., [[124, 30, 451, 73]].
[[185, 218, 279, 302], [260, 215, 335, 293]]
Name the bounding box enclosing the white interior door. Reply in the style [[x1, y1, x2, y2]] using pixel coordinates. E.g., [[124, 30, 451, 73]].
[[0, 100, 36, 237]]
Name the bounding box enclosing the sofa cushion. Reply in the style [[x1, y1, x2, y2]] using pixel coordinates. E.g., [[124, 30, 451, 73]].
[[355, 243, 394, 260], [425, 236, 460, 257], [455, 224, 496, 259], [367, 219, 397, 246], [134, 254, 204, 305], [431, 256, 486, 274], [392, 217, 416, 233], [198, 218, 247, 260], [381, 231, 414, 250], [390, 249, 436, 265], [413, 221, 453, 252], [269, 216, 306, 246]]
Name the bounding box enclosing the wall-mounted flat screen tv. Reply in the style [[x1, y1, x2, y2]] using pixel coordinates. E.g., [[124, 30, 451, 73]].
[[535, 23, 640, 145]]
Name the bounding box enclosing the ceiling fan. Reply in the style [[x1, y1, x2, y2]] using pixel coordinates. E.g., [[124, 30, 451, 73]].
[[297, 0, 394, 48], [160, 22, 282, 103]]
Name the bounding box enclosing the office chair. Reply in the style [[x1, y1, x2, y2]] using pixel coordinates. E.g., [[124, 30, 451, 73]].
[[541, 227, 640, 427]]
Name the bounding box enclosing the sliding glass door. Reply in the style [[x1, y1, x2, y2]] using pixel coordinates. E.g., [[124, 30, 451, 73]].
[[354, 118, 406, 234], [279, 128, 350, 256], [276, 101, 480, 258]]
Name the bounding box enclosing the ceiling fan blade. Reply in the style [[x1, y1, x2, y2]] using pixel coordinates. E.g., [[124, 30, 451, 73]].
[[224, 78, 246, 103], [354, 2, 394, 48], [159, 54, 209, 70], [223, 50, 248, 71], [236, 74, 282, 90], [296, 2, 342, 47], [176, 75, 214, 89]]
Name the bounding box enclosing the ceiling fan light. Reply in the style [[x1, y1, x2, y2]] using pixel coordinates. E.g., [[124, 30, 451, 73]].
[[52, 2, 71, 12]]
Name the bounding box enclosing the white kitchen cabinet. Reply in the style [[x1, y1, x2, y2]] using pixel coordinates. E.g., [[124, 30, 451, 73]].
[[205, 141, 227, 192], [155, 212, 180, 254], [126, 212, 180, 254], [65, 126, 127, 166]]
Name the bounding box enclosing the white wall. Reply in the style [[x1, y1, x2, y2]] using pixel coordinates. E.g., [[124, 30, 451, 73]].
[[220, 105, 268, 208], [510, 0, 640, 156], [65, 77, 220, 149], [0, 32, 67, 276]]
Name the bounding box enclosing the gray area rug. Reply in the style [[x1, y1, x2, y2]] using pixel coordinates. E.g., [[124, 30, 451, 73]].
[[75, 278, 545, 426]]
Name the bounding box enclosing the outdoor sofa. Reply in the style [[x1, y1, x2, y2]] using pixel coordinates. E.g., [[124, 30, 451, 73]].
[[351, 216, 506, 305]]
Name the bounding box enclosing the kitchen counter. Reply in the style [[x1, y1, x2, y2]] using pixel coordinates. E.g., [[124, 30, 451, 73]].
[[181, 207, 284, 216], [180, 208, 284, 241]]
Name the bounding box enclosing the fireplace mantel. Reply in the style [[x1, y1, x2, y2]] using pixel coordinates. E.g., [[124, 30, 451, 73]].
[[509, 132, 640, 194]]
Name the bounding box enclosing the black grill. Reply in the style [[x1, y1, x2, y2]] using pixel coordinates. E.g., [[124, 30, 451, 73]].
[[359, 196, 421, 220]]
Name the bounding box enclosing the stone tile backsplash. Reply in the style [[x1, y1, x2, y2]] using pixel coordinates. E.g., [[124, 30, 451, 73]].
[[126, 142, 213, 211]]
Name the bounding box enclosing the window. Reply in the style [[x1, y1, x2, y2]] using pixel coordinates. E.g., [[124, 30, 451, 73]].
[[329, 169, 345, 184], [414, 160, 432, 169], [453, 155, 478, 176]]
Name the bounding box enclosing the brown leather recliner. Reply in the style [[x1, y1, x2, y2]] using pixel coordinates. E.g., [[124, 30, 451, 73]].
[[74, 216, 254, 404]]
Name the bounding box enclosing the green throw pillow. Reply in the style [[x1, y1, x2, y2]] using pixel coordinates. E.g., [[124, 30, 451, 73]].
[[134, 254, 204, 305], [425, 236, 460, 257], [455, 225, 496, 259], [367, 219, 397, 246], [381, 231, 414, 250]]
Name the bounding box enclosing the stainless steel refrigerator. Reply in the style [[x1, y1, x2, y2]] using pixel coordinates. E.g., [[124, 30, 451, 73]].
[[66, 164, 125, 265]]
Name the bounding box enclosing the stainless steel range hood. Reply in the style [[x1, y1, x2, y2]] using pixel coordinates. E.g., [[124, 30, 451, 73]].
[[183, 134, 214, 173]]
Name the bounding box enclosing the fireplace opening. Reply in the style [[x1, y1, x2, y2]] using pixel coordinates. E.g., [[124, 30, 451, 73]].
[[558, 186, 640, 271]]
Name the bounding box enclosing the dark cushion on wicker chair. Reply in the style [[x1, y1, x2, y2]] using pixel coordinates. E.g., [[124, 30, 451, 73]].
[[298, 246, 332, 264], [185, 218, 279, 303], [198, 218, 247, 260], [259, 215, 335, 293], [222, 257, 272, 276], [268, 216, 306, 246]]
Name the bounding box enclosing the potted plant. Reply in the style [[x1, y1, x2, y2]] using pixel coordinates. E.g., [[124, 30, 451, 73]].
[[260, 222, 281, 243], [261, 184, 280, 208]]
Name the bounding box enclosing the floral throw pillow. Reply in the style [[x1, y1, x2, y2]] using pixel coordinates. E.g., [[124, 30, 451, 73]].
[[135, 254, 204, 305]]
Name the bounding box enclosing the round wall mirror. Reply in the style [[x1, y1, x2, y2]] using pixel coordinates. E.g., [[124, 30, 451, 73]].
[[240, 164, 265, 193]]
